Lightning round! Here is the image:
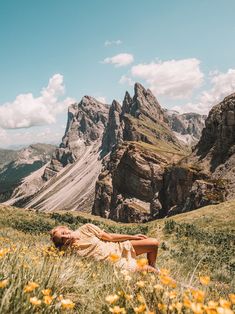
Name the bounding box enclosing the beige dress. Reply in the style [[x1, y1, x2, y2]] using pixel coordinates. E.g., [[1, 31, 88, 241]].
[[71, 223, 137, 271]]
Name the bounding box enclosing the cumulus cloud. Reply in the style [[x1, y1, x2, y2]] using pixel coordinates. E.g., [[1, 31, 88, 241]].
[[96, 96, 107, 103], [173, 69, 235, 114], [0, 126, 64, 148], [119, 75, 134, 86], [102, 53, 134, 67], [131, 58, 204, 99], [104, 40, 122, 47], [0, 74, 75, 129]]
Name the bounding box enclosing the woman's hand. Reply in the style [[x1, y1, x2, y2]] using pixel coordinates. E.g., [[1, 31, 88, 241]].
[[134, 234, 148, 240]]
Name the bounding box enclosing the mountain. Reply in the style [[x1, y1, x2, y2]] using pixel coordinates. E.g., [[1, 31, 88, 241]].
[[92, 87, 235, 222], [0, 144, 55, 202], [4, 83, 223, 223], [165, 111, 206, 146], [5, 97, 109, 211], [93, 83, 188, 222], [189, 92, 235, 199]]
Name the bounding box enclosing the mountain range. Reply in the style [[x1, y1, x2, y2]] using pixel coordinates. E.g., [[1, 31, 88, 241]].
[[0, 144, 55, 202], [2, 83, 234, 223]]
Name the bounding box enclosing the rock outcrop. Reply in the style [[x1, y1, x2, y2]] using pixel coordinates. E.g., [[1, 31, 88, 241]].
[[43, 97, 109, 180], [93, 142, 171, 222], [0, 144, 55, 202], [191, 93, 235, 199], [92, 84, 187, 222], [5, 97, 109, 211], [92, 87, 235, 222], [166, 111, 206, 146]]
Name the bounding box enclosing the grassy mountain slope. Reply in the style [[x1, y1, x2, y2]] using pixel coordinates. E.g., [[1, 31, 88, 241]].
[[0, 202, 234, 313]]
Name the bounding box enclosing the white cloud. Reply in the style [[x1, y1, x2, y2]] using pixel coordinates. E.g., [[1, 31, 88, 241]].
[[131, 58, 204, 99], [119, 75, 134, 86], [173, 68, 235, 114], [0, 74, 75, 129], [96, 96, 107, 103], [0, 124, 66, 148], [104, 40, 122, 47], [102, 53, 134, 67]]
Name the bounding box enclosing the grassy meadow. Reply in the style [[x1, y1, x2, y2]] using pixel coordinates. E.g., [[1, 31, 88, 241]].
[[0, 201, 235, 313]]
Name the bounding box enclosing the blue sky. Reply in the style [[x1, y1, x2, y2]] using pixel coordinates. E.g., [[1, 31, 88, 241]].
[[1, 0, 235, 148]]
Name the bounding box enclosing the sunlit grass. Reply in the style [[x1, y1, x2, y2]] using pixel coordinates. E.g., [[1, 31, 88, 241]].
[[0, 203, 234, 313]]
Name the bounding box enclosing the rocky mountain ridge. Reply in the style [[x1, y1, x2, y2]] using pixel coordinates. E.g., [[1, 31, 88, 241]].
[[92, 85, 235, 222], [3, 82, 232, 224], [165, 111, 206, 146], [0, 144, 55, 202], [4, 97, 109, 211]]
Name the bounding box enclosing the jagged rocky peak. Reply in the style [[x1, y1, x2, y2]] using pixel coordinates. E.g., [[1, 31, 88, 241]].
[[101, 82, 182, 155], [165, 110, 207, 146], [123, 82, 167, 124], [122, 91, 132, 114], [101, 100, 123, 154], [43, 97, 109, 180], [194, 93, 235, 165]]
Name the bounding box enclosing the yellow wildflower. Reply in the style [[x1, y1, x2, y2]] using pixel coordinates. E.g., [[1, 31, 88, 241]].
[[183, 298, 191, 308], [60, 299, 75, 310], [217, 308, 234, 314], [42, 288, 52, 296], [159, 274, 177, 288], [0, 279, 8, 288], [109, 306, 126, 314], [105, 294, 119, 304], [30, 297, 41, 306], [158, 303, 166, 310], [174, 302, 183, 312], [137, 293, 145, 303], [168, 291, 177, 299], [24, 282, 39, 293], [205, 308, 217, 314], [124, 294, 133, 301], [219, 299, 231, 309], [134, 304, 146, 313], [43, 295, 53, 305], [57, 294, 64, 301], [191, 302, 204, 314], [136, 281, 145, 288], [199, 276, 210, 285], [191, 289, 205, 303], [109, 253, 120, 262], [208, 301, 219, 307], [0, 248, 10, 258], [117, 290, 125, 296], [228, 294, 235, 304], [136, 258, 148, 268], [159, 268, 170, 275]]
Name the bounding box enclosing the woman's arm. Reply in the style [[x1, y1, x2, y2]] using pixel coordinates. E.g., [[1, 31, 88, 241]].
[[99, 231, 147, 242]]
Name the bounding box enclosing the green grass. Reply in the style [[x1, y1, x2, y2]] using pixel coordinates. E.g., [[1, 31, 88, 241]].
[[0, 202, 235, 313]]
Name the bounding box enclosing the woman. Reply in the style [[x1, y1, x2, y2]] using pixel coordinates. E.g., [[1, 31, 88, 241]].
[[50, 223, 159, 272]]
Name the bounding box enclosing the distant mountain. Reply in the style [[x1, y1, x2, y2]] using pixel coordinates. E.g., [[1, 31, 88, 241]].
[[0, 144, 56, 201], [5, 97, 109, 211], [165, 111, 206, 146], [6, 82, 234, 224]]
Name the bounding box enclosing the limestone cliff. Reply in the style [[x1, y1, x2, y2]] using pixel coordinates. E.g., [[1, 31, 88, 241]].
[[5, 97, 109, 211]]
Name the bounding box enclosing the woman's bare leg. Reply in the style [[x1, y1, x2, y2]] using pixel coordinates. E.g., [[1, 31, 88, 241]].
[[130, 238, 159, 268]]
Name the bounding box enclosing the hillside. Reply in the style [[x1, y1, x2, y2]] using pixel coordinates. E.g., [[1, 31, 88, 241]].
[[0, 201, 234, 313], [0, 144, 56, 202]]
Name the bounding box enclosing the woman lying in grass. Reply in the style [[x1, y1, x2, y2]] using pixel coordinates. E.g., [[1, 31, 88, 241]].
[[50, 223, 159, 272]]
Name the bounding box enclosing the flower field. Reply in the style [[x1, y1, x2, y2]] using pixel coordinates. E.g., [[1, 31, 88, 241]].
[[0, 203, 234, 313]]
